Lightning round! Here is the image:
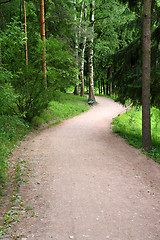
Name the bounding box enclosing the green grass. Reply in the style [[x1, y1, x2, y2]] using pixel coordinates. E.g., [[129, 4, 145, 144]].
[[0, 116, 29, 189], [31, 92, 90, 128], [112, 106, 160, 163]]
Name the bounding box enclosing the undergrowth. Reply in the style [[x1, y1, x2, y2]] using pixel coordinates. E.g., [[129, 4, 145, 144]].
[[31, 92, 89, 128], [112, 106, 160, 163], [0, 116, 29, 191]]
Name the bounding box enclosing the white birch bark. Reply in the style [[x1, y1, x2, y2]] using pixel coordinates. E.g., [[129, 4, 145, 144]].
[[80, 2, 87, 96], [74, 0, 79, 95], [79, 0, 84, 40], [88, 0, 95, 102]]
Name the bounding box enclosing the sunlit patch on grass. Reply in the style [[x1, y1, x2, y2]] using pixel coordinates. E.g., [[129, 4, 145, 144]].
[[112, 106, 160, 163], [31, 93, 89, 128]]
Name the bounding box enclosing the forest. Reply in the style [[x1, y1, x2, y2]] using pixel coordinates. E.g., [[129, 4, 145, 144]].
[[0, 0, 160, 187]]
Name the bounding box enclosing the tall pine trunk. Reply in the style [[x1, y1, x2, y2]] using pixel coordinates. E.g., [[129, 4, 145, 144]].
[[88, 0, 95, 102], [142, 0, 152, 151], [40, 0, 47, 88]]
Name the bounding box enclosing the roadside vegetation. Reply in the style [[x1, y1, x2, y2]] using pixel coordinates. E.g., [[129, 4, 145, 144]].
[[0, 116, 29, 191], [112, 106, 160, 163], [31, 93, 89, 128]]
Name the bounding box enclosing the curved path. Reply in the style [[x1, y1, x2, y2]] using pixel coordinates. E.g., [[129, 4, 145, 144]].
[[16, 96, 160, 240]]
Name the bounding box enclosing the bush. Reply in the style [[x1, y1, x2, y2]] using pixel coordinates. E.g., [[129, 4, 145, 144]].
[[0, 115, 28, 188]]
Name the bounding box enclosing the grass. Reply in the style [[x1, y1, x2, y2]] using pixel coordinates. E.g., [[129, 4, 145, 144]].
[[0, 116, 29, 190], [31, 92, 89, 128], [112, 106, 160, 163]]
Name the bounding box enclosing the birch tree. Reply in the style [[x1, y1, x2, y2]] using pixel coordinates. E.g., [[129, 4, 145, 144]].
[[73, 0, 79, 95], [80, 1, 87, 96], [88, 0, 95, 102]]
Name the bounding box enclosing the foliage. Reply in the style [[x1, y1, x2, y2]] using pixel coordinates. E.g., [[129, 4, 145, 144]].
[[112, 107, 160, 162], [46, 36, 77, 91], [0, 20, 47, 120], [0, 67, 17, 115], [108, 0, 160, 109], [94, 0, 137, 91], [45, 0, 74, 40], [0, 16, 77, 121], [31, 92, 89, 127], [0, 115, 28, 189], [1, 19, 26, 74]]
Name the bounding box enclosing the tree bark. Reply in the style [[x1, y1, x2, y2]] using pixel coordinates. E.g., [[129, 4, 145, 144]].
[[106, 82, 109, 95], [73, 0, 79, 95], [88, 0, 95, 102], [80, 2, 87, 96], [40, 0, 47, 88], [79, 0, 84, 40], [142, 0, 152, 151], [108, 65, 112, 96], [101, 78, 105, 95], [74, 84, 79, 95], [98, 80, 101, 95]]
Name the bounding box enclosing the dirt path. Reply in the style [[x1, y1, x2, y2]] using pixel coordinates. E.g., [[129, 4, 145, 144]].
[[14, 96, 160, 240]]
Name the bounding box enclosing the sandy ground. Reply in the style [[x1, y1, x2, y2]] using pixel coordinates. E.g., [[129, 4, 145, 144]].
[[10, 96, 160, 240]]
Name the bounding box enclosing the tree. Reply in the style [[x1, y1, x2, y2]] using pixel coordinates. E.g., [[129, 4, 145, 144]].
[[40, 0, 47, 88], [73, 0, 79, 95], [88, 0, 96, 102], [80, 1, 87, 96], [142, 0, 152, 151]]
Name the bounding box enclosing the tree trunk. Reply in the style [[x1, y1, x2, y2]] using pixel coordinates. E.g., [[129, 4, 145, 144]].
[[88, 0, 95, 102], [73, 0, 79, 95], [100, 80, 102, 94], [23, 0, 28, 68], [101, 78, 105, 95], [106, 82, 109, 95], [98, 80, 101, 95], [108, 65, 112, 96], [40, 0, 47, 88], [142, 0, 152, 151], [79, 0, 84, 39], [80, 2, 87, 96], [74, 85, 79, 95]]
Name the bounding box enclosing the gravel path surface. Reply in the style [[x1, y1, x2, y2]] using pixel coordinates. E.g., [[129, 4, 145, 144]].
[[14, 96, 160, 240]]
